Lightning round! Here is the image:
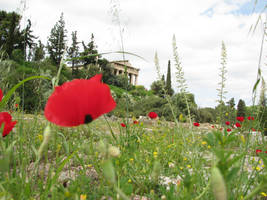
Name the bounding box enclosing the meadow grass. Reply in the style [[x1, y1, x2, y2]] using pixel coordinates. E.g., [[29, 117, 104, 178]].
[[0, 110, 266, 200]]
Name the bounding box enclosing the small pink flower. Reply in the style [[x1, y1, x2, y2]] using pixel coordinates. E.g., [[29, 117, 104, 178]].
[[120, 123, 126, 127], [225, 121, 230, 126], [193, 122, 200, 127]]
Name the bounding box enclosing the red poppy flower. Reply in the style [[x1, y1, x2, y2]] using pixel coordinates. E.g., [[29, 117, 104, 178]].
[[0, 112, 17, 137], [148, 112, 158, 119], [236, 116, 244, 122], [247, 116, 254, 120], [256, 149, 262, 155], [251, 128, 256, 131], [225, 121, 230, 126], [226, 128, 231, 132], [193, 122, 200, 127], [120, 123, 126, 127], [0, 89, 2, 102], [211, 125, 214, 128], [15, 104, 18, 108], [133, 120, 139, 124], [44, 74, 116, 127], [235, 122, 241, 128]]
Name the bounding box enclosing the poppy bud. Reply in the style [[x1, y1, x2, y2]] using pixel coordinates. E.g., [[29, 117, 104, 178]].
[[211, 167, 227, 200]]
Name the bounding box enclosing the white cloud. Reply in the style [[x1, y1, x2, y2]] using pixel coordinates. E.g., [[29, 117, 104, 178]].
[[0, 0, 266, 108]]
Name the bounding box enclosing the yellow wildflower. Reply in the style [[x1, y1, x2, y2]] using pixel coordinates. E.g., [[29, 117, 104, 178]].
[[37, 134, 43, 142], [201, 141, 207, 145], [128, 179, 132, 183], [129, 158, 134, 162], [256, 166, 261, 171], [153, 152, 158, 158], [187, 165, 191, 168], [183, 157, 187, 161], [261, 192, 267, 197], [208, 145, 211, 149], [80, 194, 87, 200]]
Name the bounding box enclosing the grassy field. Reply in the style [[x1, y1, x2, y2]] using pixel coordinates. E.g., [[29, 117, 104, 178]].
[[0, 111, 266, 200]]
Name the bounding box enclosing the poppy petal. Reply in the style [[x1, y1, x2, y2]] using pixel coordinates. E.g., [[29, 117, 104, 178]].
[[44, 74, 116, 127], [0, 89, 3, 102], [0, 112, 17, 137]]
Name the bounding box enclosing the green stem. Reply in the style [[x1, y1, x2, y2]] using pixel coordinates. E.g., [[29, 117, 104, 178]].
[[194, 179, 211, 200], [104, 115, 117, 142]]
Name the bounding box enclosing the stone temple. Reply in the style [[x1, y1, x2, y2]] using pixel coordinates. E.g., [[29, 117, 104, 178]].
[[110, 60, 140, 85]]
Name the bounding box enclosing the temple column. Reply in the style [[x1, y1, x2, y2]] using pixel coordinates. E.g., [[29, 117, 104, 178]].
[[134, 74, 138, 85]]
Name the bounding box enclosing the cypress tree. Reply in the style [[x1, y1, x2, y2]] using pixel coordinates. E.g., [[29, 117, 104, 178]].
[[166, 60, 174, 96], [236, 99, 246, 118]]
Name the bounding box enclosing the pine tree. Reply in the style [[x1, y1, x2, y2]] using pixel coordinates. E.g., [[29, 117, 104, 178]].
[[47, 12, 67, 67], [166, 60, 174, 96], [237, 99, 246, 118], [67, 31, 80, 75], [33, 40, 45, 61], [0, 11, 23, 57], [21, 19, 37, 60], [81, 33, 98, 68]]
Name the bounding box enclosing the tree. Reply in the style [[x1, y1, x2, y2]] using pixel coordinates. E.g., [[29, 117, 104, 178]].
[[0, 11, 22, 57], [47, 12, 67, 67], [21, 19, 37, 60], [67, 31, 80, 75], [81, 33, 98, 68], [150, 80, 165, 98], [166, 60, 174, 96], [236, 99, 246, 118], [226, 97, 236, 122], [33, 40, 45, 61]]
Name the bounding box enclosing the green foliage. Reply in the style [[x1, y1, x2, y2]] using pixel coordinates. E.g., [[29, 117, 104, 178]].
[[196, 107, 216, 123], [80, 33, 98, 67], [33, 40, 45, 61], [237, 99, 246, 117], [150, 80, 165, 98], [258, 79, 267, 134], [0, 11, 22, 57], [165, 60, 174, 96], [67, 31, 80, 74], [47, 12, 67, 66]]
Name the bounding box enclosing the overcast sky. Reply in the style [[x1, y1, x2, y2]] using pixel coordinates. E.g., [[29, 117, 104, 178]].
[[1, 0, 266, 108]]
